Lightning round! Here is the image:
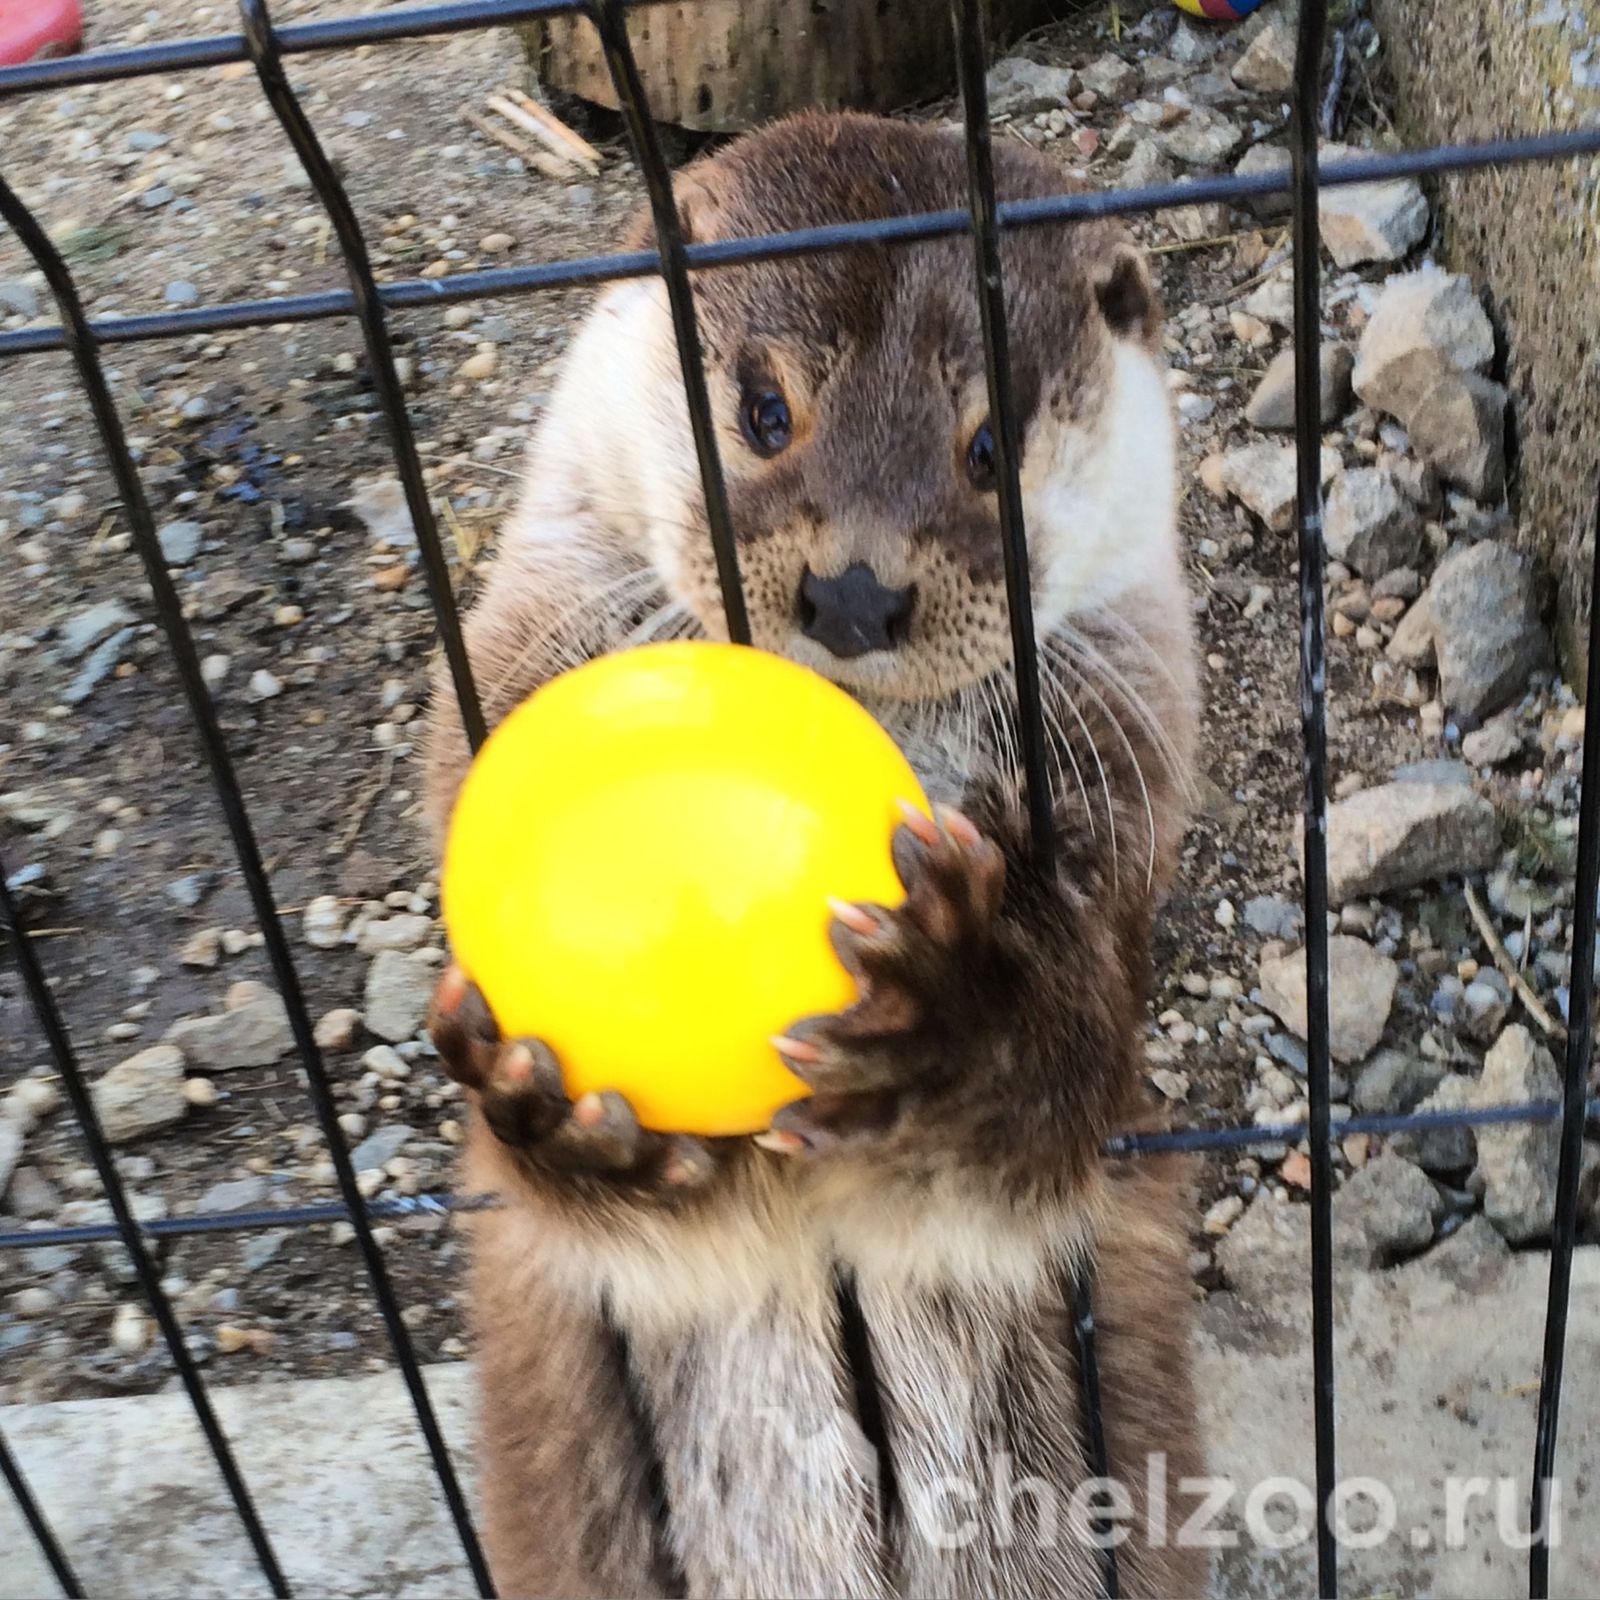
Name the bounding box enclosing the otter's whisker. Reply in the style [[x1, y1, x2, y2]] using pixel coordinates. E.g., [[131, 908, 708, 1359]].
[[1040, 657, 1119, 889]]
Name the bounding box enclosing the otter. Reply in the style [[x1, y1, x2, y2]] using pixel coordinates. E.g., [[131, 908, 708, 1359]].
[[422, 112, 1204, 1599]]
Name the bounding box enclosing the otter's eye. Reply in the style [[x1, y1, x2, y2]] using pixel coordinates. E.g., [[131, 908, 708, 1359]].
[[966, 421, 997, 491], [741, 388, 792, 457]]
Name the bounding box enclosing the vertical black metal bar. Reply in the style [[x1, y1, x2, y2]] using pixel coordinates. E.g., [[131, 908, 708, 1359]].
[[1071, 1272, 1119, 1599], [0, 859, 288, 1597], [0, 1424, 84, 1598], [1289, 3, 1337, 1595], [237, 0, 486, 752], [949, 0, 1054, 868], [0, 173, 495, 1600], [1528, 482, 1600, 1598], [585, 0, 751, 646]]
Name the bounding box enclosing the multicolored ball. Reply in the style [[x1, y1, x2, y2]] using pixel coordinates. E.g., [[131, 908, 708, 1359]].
[[1175, 0, 1270, 19]]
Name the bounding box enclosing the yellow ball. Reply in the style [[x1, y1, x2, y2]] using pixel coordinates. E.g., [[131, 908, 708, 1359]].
[[441, 641, 930, 1137]]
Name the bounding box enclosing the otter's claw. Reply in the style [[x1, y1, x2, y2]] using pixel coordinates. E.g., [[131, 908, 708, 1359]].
[[426, 965, 717, 1193], [763, 806, 1005, 1153]]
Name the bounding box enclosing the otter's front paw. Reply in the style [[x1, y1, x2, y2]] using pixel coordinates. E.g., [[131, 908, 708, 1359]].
[[761, 804, 1006, 1154], [427, 968, 718, 1196]]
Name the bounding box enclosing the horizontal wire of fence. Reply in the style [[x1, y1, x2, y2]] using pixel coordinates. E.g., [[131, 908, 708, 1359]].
[[2, 0, 1598, 1597]]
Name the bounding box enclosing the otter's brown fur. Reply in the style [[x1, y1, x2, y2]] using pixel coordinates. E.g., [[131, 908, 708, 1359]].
[[423, 111, 1205, 1598]]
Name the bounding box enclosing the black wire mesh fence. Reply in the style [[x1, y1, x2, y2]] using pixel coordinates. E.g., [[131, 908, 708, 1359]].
[[1, 1, 1598, 1597]]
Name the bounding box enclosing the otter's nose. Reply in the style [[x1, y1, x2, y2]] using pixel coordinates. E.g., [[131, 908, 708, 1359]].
[[797, 563, 915, 658]]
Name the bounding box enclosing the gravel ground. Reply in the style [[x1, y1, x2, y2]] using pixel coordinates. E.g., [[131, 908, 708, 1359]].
[[1, 0, 1594, 1410]]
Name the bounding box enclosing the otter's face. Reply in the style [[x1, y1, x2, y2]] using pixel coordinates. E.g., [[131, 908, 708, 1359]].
[[585, 118, 1177, 705]]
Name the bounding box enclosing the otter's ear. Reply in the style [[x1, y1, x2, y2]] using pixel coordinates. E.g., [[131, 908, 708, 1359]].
[[621, 172, 717, 251], [1093, 242, 1161, 347]]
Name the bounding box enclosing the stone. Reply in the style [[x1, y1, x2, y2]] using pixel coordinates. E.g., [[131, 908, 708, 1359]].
[[355, 914, 433, 955], [1258, 936, 1399, 1064], [346, 475, 415, 547], [1217, 442, 1341, 531], [302, 894, 346, 949], [1334, 1151, 1444, 1266], [1230, 6, 1297, 95], [364, 950, 434, 1043], [91, 1045, 187, 1144], [1078, 52, 1139, 102], [314, 1008, 362, 1052], [1398, 1072, 1479, 1172], [1120, 137, 1174, 190], [459, 348, 498, 382], [1385, 588, 1436, 669], [1157, 105, 1243, 167], [1324, 780, 1500, 902], [183, 1078, 218, 1108], [1351, 1048, 1447, 1115], [1242, 894, 1303, 940], [164, 280, 199, 307], [1324, 465, 1423, 577], [348, 1124, 412, 1174], [0, 278, 41, 319], [1354, 265, 1496, 381], [1243, 343, 1354, 432], [6, 1165, 60, 1219], [58, 599, 135, 659], [1352, 267, 1505, 495], [1166, 18, 1216, 65], [179, 927, 222, 968], [0, 1121, 22, 1199], [1318, 158, 1430, 269], [195, 1176, 270, 1216], [1460, 971, 1511, 1042], [1426, 541, 1551, 721], [62, 628, 134, 706], [984, 56, 1078, 117], [156, 519, 203, 566], [1462, 713, 1522, 767], [1475, 1024, 1562, 1243], [1215, 1188, 1308, 1305], [165, 993, 294, 1071], [1233, 143, 1290, 216]]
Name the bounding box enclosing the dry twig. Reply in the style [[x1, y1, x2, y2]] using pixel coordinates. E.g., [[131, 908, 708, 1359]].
[[1463, 880, 1567, 1040]]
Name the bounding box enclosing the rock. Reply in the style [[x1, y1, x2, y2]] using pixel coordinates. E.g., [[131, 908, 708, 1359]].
[[1318, 159, 1430, 269], [1398, 1072, 1479, 1173], [985, 56, 1078, 116], [1217, 443, 1342, 532], [1334, 1151, 1444, 1266], [1230, 6, 1297, 95], [1258, 936, 1399, 1064], [92, 1045, 188, 1144], [63, 628, 134, 706], [1351, 1048, 1447, 1115], [195, 1176, 270, 1215], [1079, 53, 1139, 101], [348, 1124, 412, 1174], [1243, 894, 1303, 941], [247, 669, 283, 702], [164, 279, 199, 307], [165, 992, 294, 1071], [1240, 271, 1295, 330], [1243, 343, 1354, 432], [302, 894, 346, 949], [0, 278, 41, 319], [1354, 266, 1496, 381], [1385, 589, 1436, 669], [1202, 1194, 1245, 1236], [1461, 971, 1512, 1042], [1157, 105, 1243, 167], [7, 1165, 61, 1218], [1324, 465, 1423, 577], [156, 519, 203, 566], [1352, 267, 1505, 495], [1462, 713, 1522, 767], [1475, 1025, 1562, 1243], [111, 1303, 150, 1355], [1422, 1213, 1512, 1289], [58, 599, 135, 659], [1324, 780, 1500, 902], [364, 950, 434, 1043], [1426, 541, 1551, 720], [314, 1007, 362, 1051], [1233, 143, 1290, 216], [179, 927, 223, 968], [346, 475, 415, 547], [1215, 1189, 1307, 1305], [183, 1078, 219, 1108], [0, 1121, 22, 1198], [1120, 138, 1175, 190], [1166, 18, 1216, 65], [363, 1044, 410, 1081], [459, 348, 498, 382], [355, 914, 433, 955]]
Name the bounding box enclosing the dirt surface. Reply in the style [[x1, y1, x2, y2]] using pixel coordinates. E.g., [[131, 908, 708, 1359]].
[[0, 0, 1587, 1418]]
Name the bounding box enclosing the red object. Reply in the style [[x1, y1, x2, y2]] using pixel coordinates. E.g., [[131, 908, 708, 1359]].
[[0, 0, 84, 67]]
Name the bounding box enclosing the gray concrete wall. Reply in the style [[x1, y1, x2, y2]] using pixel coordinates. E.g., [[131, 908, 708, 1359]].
[[1371, 0, 1600, 673]]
